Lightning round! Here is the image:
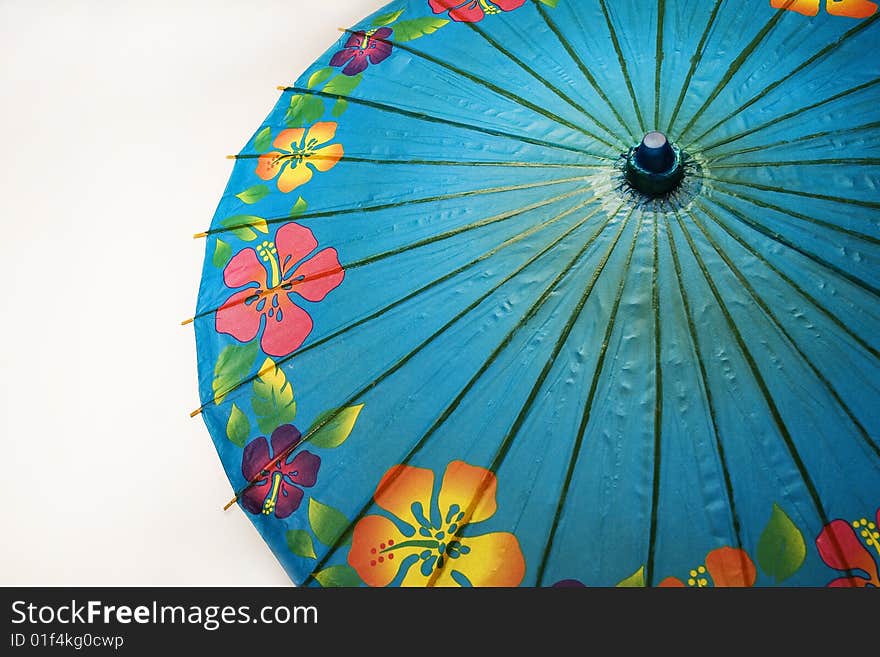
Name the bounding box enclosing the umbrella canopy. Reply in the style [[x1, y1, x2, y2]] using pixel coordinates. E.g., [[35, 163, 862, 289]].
[[191, 0, 880, 587]]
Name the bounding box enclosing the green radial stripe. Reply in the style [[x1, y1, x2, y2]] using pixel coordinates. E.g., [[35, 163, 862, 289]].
[[646, 215, 663, 587], [654, 0, 666, 131]]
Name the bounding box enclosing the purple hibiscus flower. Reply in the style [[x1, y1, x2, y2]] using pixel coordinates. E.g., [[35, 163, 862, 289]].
[[241, 425, 320, 519], [329, 27, 394, 76]]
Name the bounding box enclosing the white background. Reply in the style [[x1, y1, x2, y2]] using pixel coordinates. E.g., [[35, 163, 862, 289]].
[[0, 0, 383, 585]]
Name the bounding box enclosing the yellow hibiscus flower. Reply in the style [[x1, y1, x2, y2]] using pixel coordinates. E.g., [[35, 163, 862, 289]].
[[348, 460, 526, 587], [255, 122, 344, 193]]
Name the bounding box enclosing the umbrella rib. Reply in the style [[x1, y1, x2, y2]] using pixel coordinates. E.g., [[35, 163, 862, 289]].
[[677, 8, 788, 143], [709, 175, 880, 210], [344, 29, 624, 152], [460, 19, 626, 147], [300, 203, 629, 586], [597, 0, 646, 135], [190, 186, 602, 325], [711, 157, 880, 169], [695, 195, 880, 299], [710, 182, 880, 247], [530, 0, 638, 143], [697, 197, 880, 361], [654, 0, 666, 131], [706, 120, 880, 162], [699, 77, 880, 154], [673, 210, 833, 530], [199, 174, 593, 237], [282, 86, 599, 159], [231, 153, 610, 167], [668, 212, 745, 549], [665, 0, 725, 136], [688, 208, 880, 460], [222, 200, 621, 512], [646, 215, 663, 587], [686, 14, 880, 149], [425, 206, 639, 588], [534, 211, 652, 586]]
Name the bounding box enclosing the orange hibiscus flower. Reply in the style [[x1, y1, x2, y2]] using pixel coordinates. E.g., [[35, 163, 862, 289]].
[[349, 461, 526, 587], [255, 122, 344, 193], [658, 546, 757, 587]]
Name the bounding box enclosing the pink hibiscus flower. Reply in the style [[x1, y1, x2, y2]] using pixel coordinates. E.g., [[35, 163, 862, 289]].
[[816, 507, 880, 587], [241, 425, 320, 519], [428, 0, 526, 23], [215, 222, 344, 358]]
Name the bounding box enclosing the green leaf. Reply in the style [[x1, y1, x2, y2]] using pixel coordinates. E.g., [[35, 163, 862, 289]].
[[253, 126, 272, 153], [225, 403, 250, 447], [537, 0, 559, 7], [235, 184, 270, 205], [309, 498, 351, 547], [286, 529, 317, 560], [252, 357, 297, 435], [212, 342, 259, 405], [757, 503, 806, 582], [392, 17, 449, 42], [219, 215, 269, 241], [308, 404, 364, 449], [285, 94, 325, 127], [289, 197, 308, 218], [323, 73, 362, 97], [331, 99, 348, 118], [313, 565, 362, 587], [372, 8, 404, 25], [212, 238, 232, 268], [615, 566, 645, 587], [307, 67, 333, 90]]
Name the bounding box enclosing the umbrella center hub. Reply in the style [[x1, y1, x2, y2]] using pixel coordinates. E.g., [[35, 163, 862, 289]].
[[625, 132, 685, 197]]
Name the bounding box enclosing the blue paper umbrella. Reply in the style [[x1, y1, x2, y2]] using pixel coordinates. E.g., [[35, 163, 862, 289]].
[[191, 0, 880, 587]]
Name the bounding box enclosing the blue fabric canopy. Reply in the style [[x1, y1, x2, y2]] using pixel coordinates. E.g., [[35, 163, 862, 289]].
[[193, 0, 880, 587]]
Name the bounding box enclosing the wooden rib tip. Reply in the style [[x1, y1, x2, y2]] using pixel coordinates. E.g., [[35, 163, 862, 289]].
[[181, 317, 194, 326], [192, 232, 208, 239], [223, 497, 238, 511], [225, 154, 236, 160], [189, 407, 203, 418], [276, 85, 288, 91]]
